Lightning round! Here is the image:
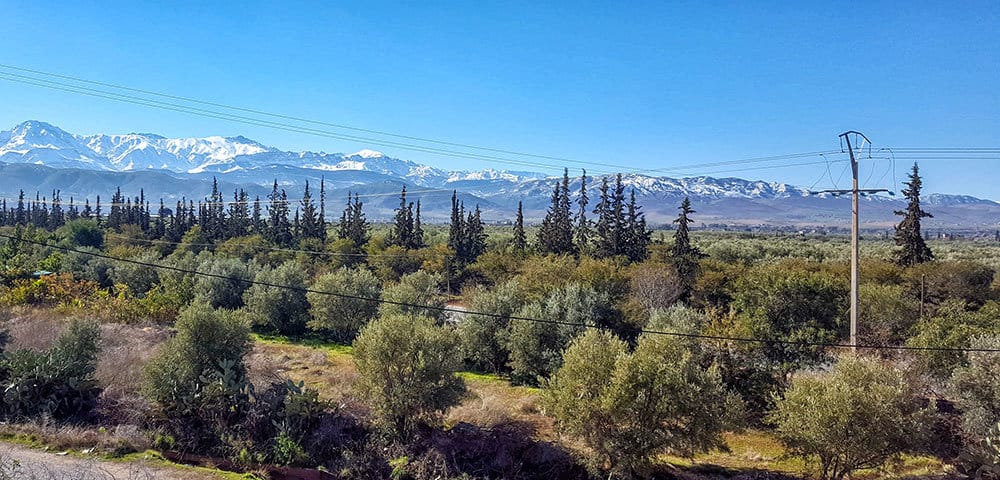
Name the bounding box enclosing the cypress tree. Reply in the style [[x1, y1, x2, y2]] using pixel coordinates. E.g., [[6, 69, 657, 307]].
[[300, 180, 321, 241], [537, 169, 575, 255], [513, 201, 527, 253], [387, 186, 414, 248], [625, 189, 650, 262], [575, 169, 590, 253], [893, 163, 934, 266], [410, 199, 425, 249]]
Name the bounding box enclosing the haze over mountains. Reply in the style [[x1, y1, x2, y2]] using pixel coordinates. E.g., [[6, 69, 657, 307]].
[[1, 120, 997, 230]]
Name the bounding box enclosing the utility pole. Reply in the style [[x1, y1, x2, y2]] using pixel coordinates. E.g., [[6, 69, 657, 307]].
[[816, 131, 887, 352]]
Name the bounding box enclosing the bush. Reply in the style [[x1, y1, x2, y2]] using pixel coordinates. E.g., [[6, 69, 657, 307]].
[[108, 250, 161, 296], [307, 267, 382, 342], [457, 280, 525, 373], [546, 327, 737, 477], [0, 319, 102, 420], [905, 261, 995, 310], [194, 256, 254, 310], [353, 313, 466, 435], [951, 335, 1000, 440], [730, 262, 847, 373], [769, 356, 931, 480], [908, 300, 1000, 377], [858, 284, 920, 347], [58, 219, 104, 249], [242, 261, 310, 335], [143, 302, 253, 449], [623, 261, 684, 323], [380, 271, 445, 320], [505, 283, 614, 384]]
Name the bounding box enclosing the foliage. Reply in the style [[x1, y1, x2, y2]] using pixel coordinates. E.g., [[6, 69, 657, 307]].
[[730, 261, 847, 372], [194, 256, 254, 310], [951, 336, 1000, 440], [769, 356, 932, 480], [506, 283, 614, 384], [546, 326, 738, 478], [307, 267, 382, 342], [908, 300, 1000, 377], [0, 319, 101, 420], [242, 260, 310, 335], [379, 270, 445, 320], [108, 250, 161, 296], [857, 283, 920, 347], [352, 313, 466, 435], [904, 261, 995, 310], [57, 219, 104, 249], [457, 280, 525, 373], [893, 163, 934, 267]]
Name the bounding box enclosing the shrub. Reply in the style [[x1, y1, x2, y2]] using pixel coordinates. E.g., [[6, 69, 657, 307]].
[[307, 267, 382, 342], [546, 327, 737, 477], [194, 256, 254, 310], [457, 280, 525, 373], [0, 319, 102, 420], [950, 335, 1000, 440], [505, 283, 614, 384], [242, 261, 310, 335], [905, 261, 995, 310], [58, 219, 104, 249], [858, 284, 920, 347], [730, 262, 847, 372], [623, 261, 684, 323], [908, 300, 1000, 377], [143, 302, 253, 449], [379, 271, 445, 320], [769, 356, 931, 480], [353, 313, 465, 435], [108, 250, 161, 296]]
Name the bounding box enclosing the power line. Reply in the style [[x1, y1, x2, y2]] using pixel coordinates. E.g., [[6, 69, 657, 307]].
[[3, 232, 998, 354], [0, 66, 851, 178]]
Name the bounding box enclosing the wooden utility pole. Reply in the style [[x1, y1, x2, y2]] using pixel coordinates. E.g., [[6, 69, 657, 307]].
[[818, 131, 887, 351]]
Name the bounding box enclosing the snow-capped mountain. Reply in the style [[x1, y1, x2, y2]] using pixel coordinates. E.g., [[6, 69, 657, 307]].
[[1, 120, 997, 228]]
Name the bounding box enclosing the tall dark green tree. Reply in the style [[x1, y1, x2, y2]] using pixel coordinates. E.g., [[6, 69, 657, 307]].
[[338, 193, 370, 248], [893, 163, 933, 267], [387, 186, 417, 249], [537, 168, 575, 255], [299, 180, 323, 241], [624, 189, 650, 262], [671, 197, 698, 258], [267, 180, 292, 246], [513, 201, 527, 253], [575, 170, 590, 253]]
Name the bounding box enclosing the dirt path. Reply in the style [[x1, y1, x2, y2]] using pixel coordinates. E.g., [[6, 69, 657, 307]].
[[0, 443, 226, 480]]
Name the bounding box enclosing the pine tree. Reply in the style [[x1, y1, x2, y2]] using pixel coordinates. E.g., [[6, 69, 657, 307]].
[[513, 201, 527, 253], [300, 180, 322, 241], [318, 177, 327, 242], [575, 170, 590, 253], [671, 197, 699, 258], [387, 186, 415, 248], [625, 189, 650, 262], [15, 190, 25, 225], [410, 199, 425, 249], [267, 180, 292, 246], [337, 193, 370, 247], [893, 163, 934, 266], [251, 196, 263, 234], [537, 169, 575, 255]]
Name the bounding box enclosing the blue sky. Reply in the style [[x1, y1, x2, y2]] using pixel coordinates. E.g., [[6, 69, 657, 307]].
[[1, 1, 997, 197]]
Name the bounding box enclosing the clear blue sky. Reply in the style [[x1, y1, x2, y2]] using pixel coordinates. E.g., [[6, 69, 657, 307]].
[[1, 1, 997, 197]]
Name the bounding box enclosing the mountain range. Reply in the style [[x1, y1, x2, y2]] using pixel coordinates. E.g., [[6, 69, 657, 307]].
[[1, 120, 998, 230]]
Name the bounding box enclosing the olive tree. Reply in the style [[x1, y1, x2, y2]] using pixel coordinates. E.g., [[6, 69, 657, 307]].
[[352, 313, 465, 435], [457, 279, 525, 373], [379, 270, 445, 319], [242, 261, 309, 335], [306, 267, 381, 342], [194, 256, 254, 310], [769, 356, 931, 480], [546, 326, 738, 478], [951, 335, 1000, 439]]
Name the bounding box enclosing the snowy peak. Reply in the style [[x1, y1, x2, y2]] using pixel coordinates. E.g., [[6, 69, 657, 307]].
[[350, 149, 386, 159]]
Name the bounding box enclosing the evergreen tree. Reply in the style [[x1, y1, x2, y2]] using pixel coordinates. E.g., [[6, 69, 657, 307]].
[[464, 205, 487, 261], [153, 200, 167, 239], [513, 201, 527, 253], [537, 169, 575, 255], [337, 193, 370, 247], [15, 190, 26, 225], [387, 186, 415, 248], [267, 180, 292, 246], [81, 198, 92, 220], [318, 177, 327, 242], [95, 195, 102, 225], [671, 197, 699, 258], [251, 196, 263, 234], [625, 189, 650, 262], [410, 199, 425, 250], [48, 190, 64, 228], [299, 180, 322, 241], [893, 163, 934, 266], [575, 169, 590, 253]]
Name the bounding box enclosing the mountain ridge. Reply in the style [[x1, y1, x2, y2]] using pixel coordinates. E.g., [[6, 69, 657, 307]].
[[1, 121, 997, 229]]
